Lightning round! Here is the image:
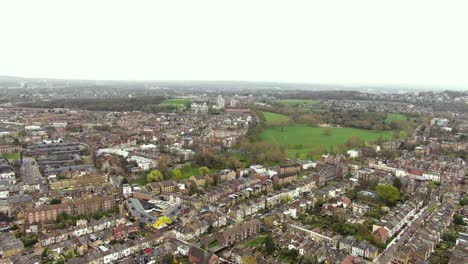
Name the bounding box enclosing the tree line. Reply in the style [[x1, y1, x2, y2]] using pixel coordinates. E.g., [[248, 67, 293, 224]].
[[18, 96, 173, 113]]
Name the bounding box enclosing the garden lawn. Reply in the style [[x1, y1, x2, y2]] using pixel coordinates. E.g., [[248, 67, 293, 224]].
[[2, 152, 20, 160], [260, 125, 394, 159], [244, 235, 268, 247], [261, 111, 290, 125]]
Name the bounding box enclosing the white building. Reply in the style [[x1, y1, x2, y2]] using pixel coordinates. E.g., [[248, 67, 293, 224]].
[[52, 122, 67, 128], [0, 170, 15, 184], [347, 150, 360, 158], [129, 156, 155, 170], [0, 189, 9, 199], [191, 102, 209, 114], [122, 184, 133, 198], [302, 161, 317, 170], [25, 125, 41, 131], [230, 98, 238, 107], [422, 172, 441, 182], [250, 165, 265, 174], [97, 148, 129, 158], [217, 95, 225, 109], [430, 118, 449, 127], [140, 144, 157, 150]]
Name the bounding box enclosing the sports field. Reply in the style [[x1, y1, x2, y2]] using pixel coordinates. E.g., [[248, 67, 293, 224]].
[[159, 99, 191, 107], [261, 111, 290, 125], [260, 125, 394, 159]]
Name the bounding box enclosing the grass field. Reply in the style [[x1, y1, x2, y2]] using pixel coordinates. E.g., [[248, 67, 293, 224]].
[[261, 111, 290, 125], [159, 99, 191, 107], [260, 125, 395, 159], [2, 152, 20, 160], [179, 163, 202, 179], [385, 113, 408, 123], [244, 235, 268, 247], [277, 99, 320, 106]]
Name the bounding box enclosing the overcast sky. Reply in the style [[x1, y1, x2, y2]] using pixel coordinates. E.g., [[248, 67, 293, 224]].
[[1, 0, 467, 88]]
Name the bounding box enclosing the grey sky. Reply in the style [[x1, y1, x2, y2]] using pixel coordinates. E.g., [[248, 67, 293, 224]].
[[1, 0, 467, 88]]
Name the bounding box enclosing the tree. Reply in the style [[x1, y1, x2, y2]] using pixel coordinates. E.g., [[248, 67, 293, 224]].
[[92, 211, 104, 220], [199, 166, 210, 176], [280, 194, 293, 204], [460, 196, 468, 206], [213, 174, 220, 186], [264, 235, 276, 256], [41, 247, 50, 258], [381, 149, 397, 159], [146, 169, 163, 182], [171, 169, 183, 180], [454, 214, 464, 225], [21, 234, 38, 247], [65, 249, 76, 260], [345, 136, 365, 149], [376, 184, 400, 205], [50, 198, 61, 205], [12, 138, 20, 146], [162, 253, 174, 264], [278, 248, 299, 263], [188, 184, 198, 195], [207, 224, 213, 234], [392, 177, 403, 191], [263, 216, 275, 227], [443, 230, 457, 243], [157, 155, 171, 177]]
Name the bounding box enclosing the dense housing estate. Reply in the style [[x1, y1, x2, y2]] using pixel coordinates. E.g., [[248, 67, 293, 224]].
[[0, 88, 466, 264]]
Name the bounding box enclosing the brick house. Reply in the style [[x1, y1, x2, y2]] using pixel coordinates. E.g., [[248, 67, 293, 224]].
[[273, 172, 298, 185], [217, 218, 262, 246], [112, 222, 140, 240], [277, 164, 301, 175], [26, 195, 115, 224], [188, 246, 219, 264]]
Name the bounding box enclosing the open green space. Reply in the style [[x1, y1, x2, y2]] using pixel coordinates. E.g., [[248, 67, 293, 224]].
[[232, 152, 252, 167], [384, 113, 408, 124], [2, 152, 20, 160], [179, 163, 202, 179], [277, 99, 320, 106], [260, 125, 395, 159], [261, 111, 290, 125], [159, 99, 191, 107], [244, 235, 268, 247]]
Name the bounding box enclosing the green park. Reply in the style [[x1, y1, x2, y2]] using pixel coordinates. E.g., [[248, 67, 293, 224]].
[[259, 110, 402, 159]]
